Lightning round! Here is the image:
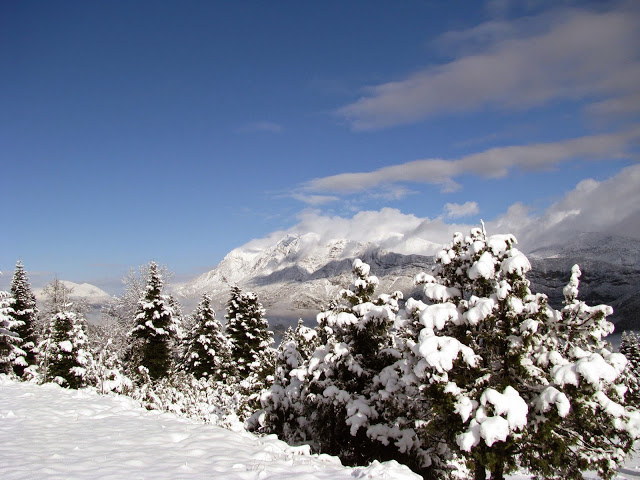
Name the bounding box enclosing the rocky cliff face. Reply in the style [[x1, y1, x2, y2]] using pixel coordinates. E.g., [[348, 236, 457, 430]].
[[527, 233, 640, 330]]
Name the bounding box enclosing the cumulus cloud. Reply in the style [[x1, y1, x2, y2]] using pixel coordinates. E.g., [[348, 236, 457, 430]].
[[248, 164, 640, 257], [300, 126, 640, 195], [337, 4, 640, 130], [508, 163, 640, 248], [444, 202, 479, 219]]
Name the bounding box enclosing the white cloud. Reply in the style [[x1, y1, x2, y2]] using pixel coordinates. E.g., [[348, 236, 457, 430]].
[[444, 201, 479, 219], [337, 4, 640, 130], [508, 163, 640, 248], [249, 164, 640, 257], [237, 121, 284, 133], [290, 193, 340, 206], [585, 93, 640, 117], [300, 127, 640, 195]]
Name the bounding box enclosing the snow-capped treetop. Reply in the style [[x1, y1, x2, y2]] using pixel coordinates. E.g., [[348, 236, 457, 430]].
[[181, 293, 234, 380], [391, 226, 639, 479], [0, 290, 24, 374]]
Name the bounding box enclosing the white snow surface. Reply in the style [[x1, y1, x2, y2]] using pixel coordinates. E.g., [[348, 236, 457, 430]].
[[0, 376, 420, 480]]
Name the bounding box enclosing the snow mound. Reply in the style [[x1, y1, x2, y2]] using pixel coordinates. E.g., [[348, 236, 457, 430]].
[[0, 376, 421, 480]]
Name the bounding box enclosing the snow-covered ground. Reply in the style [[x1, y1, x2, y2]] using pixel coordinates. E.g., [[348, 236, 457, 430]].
[[1, 376, 639, 479], [0, 376, 418, 479]]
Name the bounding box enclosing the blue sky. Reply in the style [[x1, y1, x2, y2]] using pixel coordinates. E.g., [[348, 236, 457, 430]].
[[2, 0, 639, 293]]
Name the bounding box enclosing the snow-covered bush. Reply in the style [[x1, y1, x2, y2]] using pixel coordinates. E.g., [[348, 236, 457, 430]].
[[89, 338, 133, 395], [131, 371, 245, 430]]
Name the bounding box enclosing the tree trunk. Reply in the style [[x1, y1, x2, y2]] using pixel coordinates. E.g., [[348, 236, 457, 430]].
[[474, 463, 486, 480], [492, 461, 505, 480]]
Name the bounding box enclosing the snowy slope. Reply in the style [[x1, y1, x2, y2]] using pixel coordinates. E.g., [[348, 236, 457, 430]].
[[1, 377, 639, 479], [0, 376, 419, 480]]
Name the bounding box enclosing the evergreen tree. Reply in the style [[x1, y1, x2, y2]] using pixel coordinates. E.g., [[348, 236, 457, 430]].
[[9, 261, 39, 376], [39, 279, 92, 388], [181, 294, 234, 380], [392, 228, 639, 479], [260, 319, 317, 439], [271, 259, 404, 467], [129, 262, 180, 380], [41, 310, 92, 388], [522, 265, 638, 479], [620, 331, 640, 407], [0, 289, 24, 375], [225, 286, 274, 379]]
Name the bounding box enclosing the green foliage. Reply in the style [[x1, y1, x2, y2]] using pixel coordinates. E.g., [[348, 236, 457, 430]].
[[0, 290, 23, 374], [9, 261, 39, 376], [181, 294, 235, 381], [41, 309, 92, 389], [129, 262, 180, 380], [225, 285, 274, 379]]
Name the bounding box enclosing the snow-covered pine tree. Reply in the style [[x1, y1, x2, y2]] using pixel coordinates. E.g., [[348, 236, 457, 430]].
[[259, 318, 317, 440], [39, 281, 92, 388], [620, 331, 640, 406], [397, 228, 639, 480], [522, 264, 639, 479], [181, 294, 234, 381], [102, 262, 175, 358], [9, 261, 39, 376], [0, 288, 24, 375], [291, 259, 403, 467], [225, 285, 274, 380], [129, 262, 180, 381]]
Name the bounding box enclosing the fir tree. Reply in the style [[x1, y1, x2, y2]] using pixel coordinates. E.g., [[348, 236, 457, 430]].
[[621, 331, 640, 407], [259, 319, 317, 439], [41, 310, 92, 388], [225, 286, 274, 379], [392, 228, 639, 479], [0, 289, 24, 375], [181, 294, 234, 380], [522, 264, 638, 479], [273, 259, 403, 467], [39, 280, 92, 388], [9, 261, 39, 376], [129, 262, 180, 380]]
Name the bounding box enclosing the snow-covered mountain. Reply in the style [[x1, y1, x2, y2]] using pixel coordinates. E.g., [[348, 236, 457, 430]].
[[34, 280, 112, 304], [34, 280, 112, 323], [174, 233, 433, 325], [527, 233, 640, 330], [175, 231, 640, 332]]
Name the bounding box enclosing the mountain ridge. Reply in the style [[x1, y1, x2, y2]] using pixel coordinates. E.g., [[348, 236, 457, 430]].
[[174, 232, 640, 331]]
